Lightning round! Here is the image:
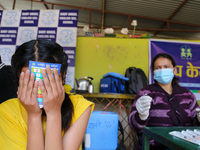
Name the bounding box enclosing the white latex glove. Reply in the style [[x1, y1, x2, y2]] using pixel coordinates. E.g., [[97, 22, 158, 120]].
[[136, 95, 152, 120], [196, 108, 200, 122]]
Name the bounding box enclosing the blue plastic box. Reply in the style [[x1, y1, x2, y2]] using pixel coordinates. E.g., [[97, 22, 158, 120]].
[[85, 111, 119, 150]]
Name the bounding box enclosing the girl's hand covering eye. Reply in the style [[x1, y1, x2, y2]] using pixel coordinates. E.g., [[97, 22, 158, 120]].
[[18, 70, 42, 116], [39, 66, 65, 116]]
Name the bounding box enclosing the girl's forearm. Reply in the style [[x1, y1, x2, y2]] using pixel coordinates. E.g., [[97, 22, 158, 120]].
[[27, 114, 44, 150], [45, 111, 63, 150]]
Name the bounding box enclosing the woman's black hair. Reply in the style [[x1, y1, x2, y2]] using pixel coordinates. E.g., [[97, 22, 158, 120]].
[[151, 53, 179, 85], [11, 39, 73, 131]]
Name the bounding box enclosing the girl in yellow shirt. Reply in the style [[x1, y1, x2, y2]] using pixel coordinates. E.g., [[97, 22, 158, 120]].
[[0, 39, 94, 150]]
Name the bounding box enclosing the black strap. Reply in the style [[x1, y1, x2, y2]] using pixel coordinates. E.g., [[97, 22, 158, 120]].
[[113, 80, 120, 92], [116, 121, 126, 150]]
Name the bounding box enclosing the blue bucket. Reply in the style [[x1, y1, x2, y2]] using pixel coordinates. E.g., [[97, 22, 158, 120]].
[[85, 111, 118, 150]]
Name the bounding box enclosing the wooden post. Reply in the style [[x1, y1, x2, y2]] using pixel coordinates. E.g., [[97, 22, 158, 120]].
[[101, 0, 105, 33], [12, 0, 16, 10]]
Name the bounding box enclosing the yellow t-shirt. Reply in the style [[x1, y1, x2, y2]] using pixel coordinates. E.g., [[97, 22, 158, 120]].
[[0, 93, 94, 150]]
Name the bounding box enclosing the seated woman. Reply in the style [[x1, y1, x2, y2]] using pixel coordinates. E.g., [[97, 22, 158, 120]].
[[129, 53, 200, 150], [0, 39, 94, 150]]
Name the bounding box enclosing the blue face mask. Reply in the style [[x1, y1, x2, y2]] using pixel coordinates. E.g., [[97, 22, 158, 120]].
[[154, 68, 174, 84]]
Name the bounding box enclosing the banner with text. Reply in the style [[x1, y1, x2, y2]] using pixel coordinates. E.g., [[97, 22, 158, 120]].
[[149, 39, 200, 98], [0, 10, 78, 90]]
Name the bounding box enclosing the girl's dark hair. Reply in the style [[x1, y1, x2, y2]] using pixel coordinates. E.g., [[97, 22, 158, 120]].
[[11, 39, 73, 131], [151, 53, 179, 84]]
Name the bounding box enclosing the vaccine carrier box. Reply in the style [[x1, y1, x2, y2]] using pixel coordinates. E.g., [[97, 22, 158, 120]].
[[85, 111, 118, 150]]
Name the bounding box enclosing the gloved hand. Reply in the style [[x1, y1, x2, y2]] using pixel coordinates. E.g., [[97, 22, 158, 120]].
[[196, 108, 200, 122], [136, 95, 152, 120]]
